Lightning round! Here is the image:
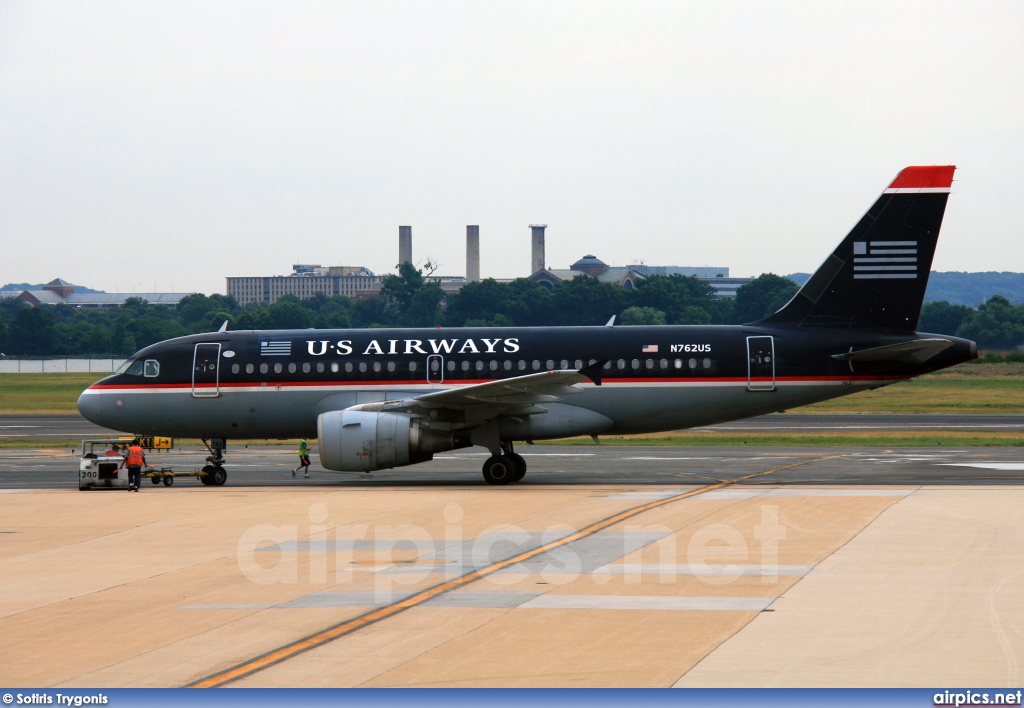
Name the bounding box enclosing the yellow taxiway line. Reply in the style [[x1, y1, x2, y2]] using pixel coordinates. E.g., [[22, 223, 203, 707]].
[[187, 454, 839, 688]]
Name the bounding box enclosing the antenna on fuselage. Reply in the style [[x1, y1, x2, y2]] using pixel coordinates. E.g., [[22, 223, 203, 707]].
[[605, 315, 616, 327], [217, 320, 229, 333]]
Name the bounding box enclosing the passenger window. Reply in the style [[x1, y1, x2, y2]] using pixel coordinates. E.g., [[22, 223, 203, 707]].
[[703, 358, 712, 369], [503, 361, 512, 371], [246, 363, 254, 374], [546, 360, 555, 370], [673, 359, 682, 369], [575, 360, 583, 369], [274, 363, 283, 374], [125, 360, 144, 376], [561, 360, 569, 369], [144, 360, 160, 377], [689, 358, 697, 369], [489, 361, 498, 371], [316, 363, 325, 373], [260, 363, 269, 374], [660, 359, 668, 369], [476, 361, 484, 371], [303, 363, 311, 374], [532, 360, 541, 370], [288, 363, 297, 374], [387, 361, 395, 372], [409, 361, 417, 372], [359, 362, 367, 373], [631, 359, 640, 369], [646, 359, 654, 369], [373, 362, 381, 372], [518, 360, 527, 370], [447, 361, 456, 371], [617, 360, 626, 370], [461, 361, 470, 371], [345, 362, 353, 373], [231, 364, 240, 374]]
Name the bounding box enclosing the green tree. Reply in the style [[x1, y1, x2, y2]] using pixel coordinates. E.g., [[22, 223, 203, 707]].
[[619, 306, 667, 326], [379, 262, 444, 327], [8, 305, 56, 355], [918, 301, 975, 335], [265, 295, 311, 329], [956, 295, 1024, 349], [733, 274, 799, 324], [550, 276, 629, 326]]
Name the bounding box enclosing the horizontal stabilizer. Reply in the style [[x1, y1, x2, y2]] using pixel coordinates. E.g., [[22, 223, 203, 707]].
[[831, 338, 953, 364]]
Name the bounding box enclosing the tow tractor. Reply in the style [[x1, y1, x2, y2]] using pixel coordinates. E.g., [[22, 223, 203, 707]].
[[78, 436, 211, 489]]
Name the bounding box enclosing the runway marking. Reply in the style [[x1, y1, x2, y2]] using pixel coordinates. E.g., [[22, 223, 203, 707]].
[[939, 462, 1024, 471], [520, 595, 774, 611], [186, 453, 838, 689]]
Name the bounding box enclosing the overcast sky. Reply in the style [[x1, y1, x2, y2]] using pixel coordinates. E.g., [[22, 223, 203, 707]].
[[2, 1, 1022, 295]]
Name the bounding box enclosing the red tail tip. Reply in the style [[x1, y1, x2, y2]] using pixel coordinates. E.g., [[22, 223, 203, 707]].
[[888, 165, 956, 189]]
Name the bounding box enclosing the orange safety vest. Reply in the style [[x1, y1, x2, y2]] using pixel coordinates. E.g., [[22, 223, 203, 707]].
[[126, 445, 145, 467]]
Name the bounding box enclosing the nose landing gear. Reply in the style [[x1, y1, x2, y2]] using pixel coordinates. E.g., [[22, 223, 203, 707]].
[[199, 437, 228, 486]]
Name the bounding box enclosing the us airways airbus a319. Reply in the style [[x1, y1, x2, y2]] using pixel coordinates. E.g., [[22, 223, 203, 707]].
[[78, 166, 976, 485]]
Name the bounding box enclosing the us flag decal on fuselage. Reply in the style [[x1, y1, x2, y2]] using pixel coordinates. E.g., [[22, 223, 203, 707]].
[[260, 341, 291, 356], [852, 240, 917, 279]]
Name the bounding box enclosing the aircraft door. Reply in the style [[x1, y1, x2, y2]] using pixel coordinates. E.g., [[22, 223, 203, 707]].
[[746, 336, 775, 392], [192, 343, 221, 398], [426, 355, 444, 384]]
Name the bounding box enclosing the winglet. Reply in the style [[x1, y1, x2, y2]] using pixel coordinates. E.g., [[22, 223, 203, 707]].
[[579, 359, 608, 386]]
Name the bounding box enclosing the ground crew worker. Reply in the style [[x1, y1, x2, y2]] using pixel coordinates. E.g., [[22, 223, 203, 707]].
[[293, 439, 311, 478], [122, 441, 146, 492]]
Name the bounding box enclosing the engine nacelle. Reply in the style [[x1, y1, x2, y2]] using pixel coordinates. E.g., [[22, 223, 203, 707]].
[[317, 410, 454, 471]]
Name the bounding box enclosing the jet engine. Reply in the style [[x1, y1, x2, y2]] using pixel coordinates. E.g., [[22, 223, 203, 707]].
[[317, 410, 455, 471]]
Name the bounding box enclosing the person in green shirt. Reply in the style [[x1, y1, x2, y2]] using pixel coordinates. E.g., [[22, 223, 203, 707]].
[[293, 439, 312, 478]]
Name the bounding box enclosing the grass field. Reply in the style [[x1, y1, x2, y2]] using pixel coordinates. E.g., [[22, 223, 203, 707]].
[[1, 364, 1023, 415], [0, 373, 105, 414]]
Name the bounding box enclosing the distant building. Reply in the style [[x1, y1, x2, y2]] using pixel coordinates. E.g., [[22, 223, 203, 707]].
[[528, 255, 752, 297], [530, 255, 646, 290], [0, 279, 193, 309], [226, 265, 382, 306]]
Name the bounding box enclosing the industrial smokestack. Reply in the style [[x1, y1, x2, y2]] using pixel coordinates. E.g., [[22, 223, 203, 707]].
[[398, 225, 412, 268], [530, 224, 547, 273], [466, 225, 480, 282]]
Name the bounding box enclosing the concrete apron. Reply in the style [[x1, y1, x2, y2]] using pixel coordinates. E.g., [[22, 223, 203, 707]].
[[0, 485, 1018, 687]]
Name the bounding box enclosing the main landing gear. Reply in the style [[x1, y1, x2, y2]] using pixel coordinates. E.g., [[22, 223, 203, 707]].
[[482, 443, 527, 486], [199, 437, 228, 486]]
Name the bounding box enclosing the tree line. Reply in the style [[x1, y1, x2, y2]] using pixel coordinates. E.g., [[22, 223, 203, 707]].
[[1, 265, 1022, 356]]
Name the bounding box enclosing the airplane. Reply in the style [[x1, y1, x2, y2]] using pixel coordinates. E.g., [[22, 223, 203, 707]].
[[77, 165, 976, 485]]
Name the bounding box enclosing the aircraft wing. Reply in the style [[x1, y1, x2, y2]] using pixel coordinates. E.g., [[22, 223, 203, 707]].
[[831, 338, 953, 364], [348, 361, 606, 414]]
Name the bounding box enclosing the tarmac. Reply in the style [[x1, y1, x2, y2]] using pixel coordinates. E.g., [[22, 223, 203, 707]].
[[2, 416, 1024, 687]]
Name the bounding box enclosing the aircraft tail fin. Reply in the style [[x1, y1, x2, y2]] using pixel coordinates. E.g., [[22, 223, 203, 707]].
[[759, 166, 955, 331]]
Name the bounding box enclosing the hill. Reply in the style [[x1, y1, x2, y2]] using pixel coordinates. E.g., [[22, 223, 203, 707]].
[[784, 272, 1024, 306]]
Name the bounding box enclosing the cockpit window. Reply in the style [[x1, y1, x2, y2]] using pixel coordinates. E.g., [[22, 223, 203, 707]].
[[124, 360, 145, 376], [114, 360, 133, 375], [144, 360, 160, 377]]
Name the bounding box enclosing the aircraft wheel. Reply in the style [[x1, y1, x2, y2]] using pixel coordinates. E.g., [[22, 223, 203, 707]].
[[508, 453, 527, 483], [211, 466, 227, 486], [200, 465, 214, 486], [163, 476, 174, 486], [482, 456, 515, 485]]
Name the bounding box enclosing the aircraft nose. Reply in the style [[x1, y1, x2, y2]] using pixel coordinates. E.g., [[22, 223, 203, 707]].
[[77, 389, 104, 426]]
